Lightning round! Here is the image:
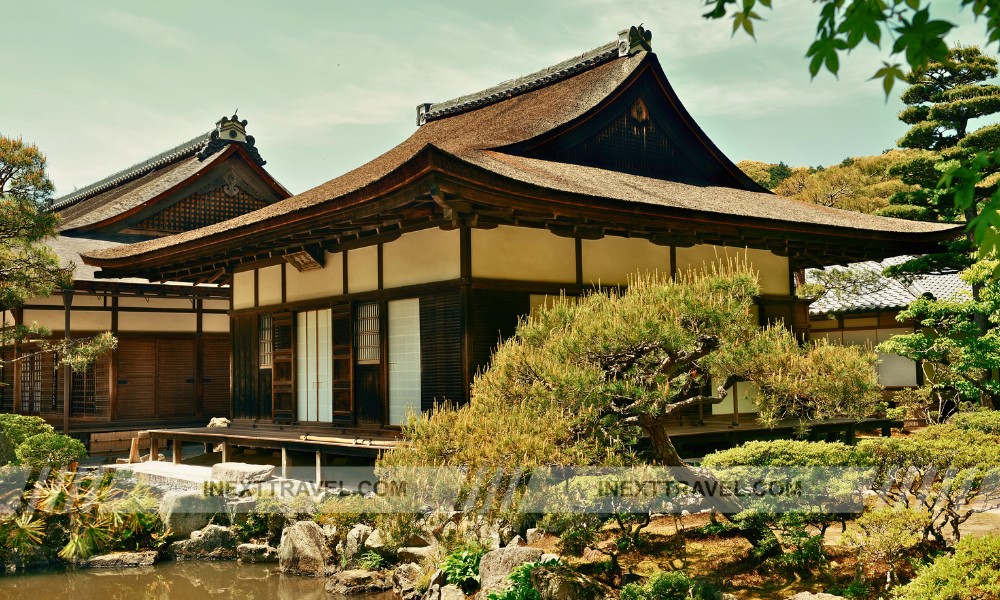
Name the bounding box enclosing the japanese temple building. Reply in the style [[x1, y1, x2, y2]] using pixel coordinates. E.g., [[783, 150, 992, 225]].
[[0, 115, 289, 439], [83, 28, 959, 442]]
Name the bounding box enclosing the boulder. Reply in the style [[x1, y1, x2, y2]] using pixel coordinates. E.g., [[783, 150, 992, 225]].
[[340, 523, 373, 565], [210, 462, 275, 484], [401, 530, 434, 548], [393, 562, 423, 600], [397, 544, 437, 563], [237, 543, 278, 563], [786, 594, 846, 600], [158, 490, 224, 540], [364, 528, 387, 554], [324, 569, 392, 595], [171, 524, 237, 560], [529, 565, 605, 600], [541, 553, 560, 564], [525, 528, 544, 545], [507, 535, 524, 547], [478, 546, 544, 597], [439, 584, 467, 600], [84, 550, 158, 568], [279, 520, 331, 576], [429, 568, 446, 588]]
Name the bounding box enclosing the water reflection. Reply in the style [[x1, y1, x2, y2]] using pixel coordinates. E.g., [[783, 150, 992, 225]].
[[0, 561, 397, 600]]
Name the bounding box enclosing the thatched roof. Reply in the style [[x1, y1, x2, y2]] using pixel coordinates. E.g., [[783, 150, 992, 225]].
[[81, 30, 959, 282]]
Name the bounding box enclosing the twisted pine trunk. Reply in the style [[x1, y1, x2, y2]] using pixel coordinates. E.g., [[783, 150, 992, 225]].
[[642, 415, 782, 557]]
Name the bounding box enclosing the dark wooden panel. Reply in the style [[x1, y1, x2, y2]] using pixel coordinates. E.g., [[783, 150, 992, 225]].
[[0, 348, 14, 413], [271, 312, 294, 423], [231, 315, 257, 420], [156, 339, 196, 418], [203, 336, 231, 417], [355, 364, 382, 425], [117, 339, 156, 420], [420, 292, 464, 410], [470, 290, 531, 380]]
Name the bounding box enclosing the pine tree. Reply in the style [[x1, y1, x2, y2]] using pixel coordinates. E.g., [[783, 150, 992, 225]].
[[887, 46, 1000, 224]]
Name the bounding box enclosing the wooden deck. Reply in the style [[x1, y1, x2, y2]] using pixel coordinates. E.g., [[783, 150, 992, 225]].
[[145, 425, 400, 464], [145, 415, 898, 465]]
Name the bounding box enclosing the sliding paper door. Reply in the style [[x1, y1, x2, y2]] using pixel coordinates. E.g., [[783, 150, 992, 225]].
[[296, 308, 332, 423], [388, 298, 421, 426]]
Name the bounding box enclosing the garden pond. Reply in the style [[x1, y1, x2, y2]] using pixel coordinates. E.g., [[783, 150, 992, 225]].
[[0, 561, 397, 599]]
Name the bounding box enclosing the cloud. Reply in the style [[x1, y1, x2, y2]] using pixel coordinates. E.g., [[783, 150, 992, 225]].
[[97, 9, 195, 52]]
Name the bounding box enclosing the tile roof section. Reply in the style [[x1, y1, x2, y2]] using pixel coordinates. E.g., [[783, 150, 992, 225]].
[[807, 256, 969, 315], [50, 133, 210, 212], [419, 41, 620, 124], [56, 150, 230, 232]]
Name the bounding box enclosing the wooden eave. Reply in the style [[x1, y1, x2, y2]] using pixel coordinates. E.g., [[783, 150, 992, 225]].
[[84, 145, 960, 284]]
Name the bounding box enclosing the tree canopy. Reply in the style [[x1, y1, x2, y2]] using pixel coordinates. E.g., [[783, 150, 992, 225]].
[[0, 133, 115, 369], [381, 263, 881, 472], [703, 0, 1000, 97]]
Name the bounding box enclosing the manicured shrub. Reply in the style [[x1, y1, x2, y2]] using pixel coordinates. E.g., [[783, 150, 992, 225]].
[[0, 414, 55, 465], [845, 507, 930, 585], [892, 535, 1000, 599], [859, 425, 1000, 543], [701, 439, 862, 468], [619, 571, 720, 600], [15, 432, 86, 469], [953, 410, 1000, 435]]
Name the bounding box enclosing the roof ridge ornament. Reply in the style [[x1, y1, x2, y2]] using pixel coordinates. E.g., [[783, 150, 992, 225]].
[[618, 25, 652, 57], [198, 113, 266, 166]]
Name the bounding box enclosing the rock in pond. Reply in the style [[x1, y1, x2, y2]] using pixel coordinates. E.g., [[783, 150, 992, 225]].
[[324, 569, 392, 595], [84, 550, 158, 568], [171, 524, 237, 560], [158, 490, 224, 540], [237, 543, 278, 563], [279, 520, 330, 576]]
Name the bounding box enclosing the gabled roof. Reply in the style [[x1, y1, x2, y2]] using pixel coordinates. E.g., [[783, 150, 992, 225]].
[[807, 256, 968, 315], [52, 115, 286, 234], [50, 132, 212, 212], [82, 28, 961, 283]]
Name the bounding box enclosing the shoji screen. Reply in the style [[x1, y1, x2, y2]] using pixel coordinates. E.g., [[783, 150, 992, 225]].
[[296, 308, 333, 422], [388, 298, 421, 426]]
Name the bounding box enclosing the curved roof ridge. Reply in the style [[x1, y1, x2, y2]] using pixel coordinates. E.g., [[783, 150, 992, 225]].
[[419, 40, 621, 124]]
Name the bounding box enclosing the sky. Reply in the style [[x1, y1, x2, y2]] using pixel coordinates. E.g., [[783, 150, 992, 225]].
[[3, 1, 998, 199]]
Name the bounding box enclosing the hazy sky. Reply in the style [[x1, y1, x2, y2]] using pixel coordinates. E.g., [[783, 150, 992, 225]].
[[3, 1, 997, 198]]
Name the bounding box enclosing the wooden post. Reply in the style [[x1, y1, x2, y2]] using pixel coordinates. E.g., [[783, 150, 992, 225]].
[[11, 308, 22, 413], [109, 294, 118, 421], [222, 441, 232, 462], [62, 291, 73, 434], [128, 437, 140, 463], [281, 447, 289, 479], [149, 435, 159, 462], [195, 299, 204, 418], [315, 450, 322, 485], [172, 440, 183, 464]]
